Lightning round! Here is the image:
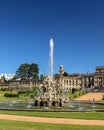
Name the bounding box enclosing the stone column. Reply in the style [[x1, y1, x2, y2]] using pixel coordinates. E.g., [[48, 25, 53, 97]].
[[94, 77, 98, 87], [102, 77, 104, 87], [102, 77, 103, 87]]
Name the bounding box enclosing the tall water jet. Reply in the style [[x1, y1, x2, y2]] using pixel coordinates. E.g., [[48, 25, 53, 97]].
[[49, 38, 54, 76]]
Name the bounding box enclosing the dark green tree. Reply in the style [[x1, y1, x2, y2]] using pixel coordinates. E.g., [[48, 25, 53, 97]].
[[16, 63, 39, 81], [39, 74, 44, 81], [63, 72, 69, 76], [54, 73, 59, 77], [30, 63, 39, 80]]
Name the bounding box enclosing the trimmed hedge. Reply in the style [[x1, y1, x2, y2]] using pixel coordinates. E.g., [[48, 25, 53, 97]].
[[0, 87, 12, 91], [18, 90, 30, 94], [18, 90, 34, 95], [4, 93, 19, 98]]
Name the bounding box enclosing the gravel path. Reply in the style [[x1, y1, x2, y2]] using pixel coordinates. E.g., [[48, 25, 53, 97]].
[[0, 114, 104, 126], [74, 92, 104, 101]]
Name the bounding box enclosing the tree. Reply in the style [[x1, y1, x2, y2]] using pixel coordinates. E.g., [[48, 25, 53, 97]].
[[30, 63, 39, 80], [54, 73, 60, 78], [1, 75, 6, 83], [63, 72, 69, 76], [39, 74, 44, 81], [16, 63, 39, 81]]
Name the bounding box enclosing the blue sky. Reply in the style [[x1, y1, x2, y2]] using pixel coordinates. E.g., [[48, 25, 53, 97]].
[[0, 0, 104, 75]]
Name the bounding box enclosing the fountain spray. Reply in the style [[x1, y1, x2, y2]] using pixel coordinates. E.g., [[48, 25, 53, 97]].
[[49, 38, 54, 76]]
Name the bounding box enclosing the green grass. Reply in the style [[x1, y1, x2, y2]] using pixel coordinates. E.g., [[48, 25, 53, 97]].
[[0, 88, 88, 101], [0, 90, 33, 101], [0, 110, 104, 120], [67, 89, 87, 99], [0, 119, 104, 130], [100, 99, 104, 103]]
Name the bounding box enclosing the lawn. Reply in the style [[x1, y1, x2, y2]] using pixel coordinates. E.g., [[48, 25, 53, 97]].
[[0, 110, 104, 120], [66, 89, 88, 99], [0, 119, 104, 130], [0, 90, 33, 101], [0, 88, 87, 101]]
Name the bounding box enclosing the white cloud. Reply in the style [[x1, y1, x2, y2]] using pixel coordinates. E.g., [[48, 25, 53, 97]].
[[0, 73, 15, 80]]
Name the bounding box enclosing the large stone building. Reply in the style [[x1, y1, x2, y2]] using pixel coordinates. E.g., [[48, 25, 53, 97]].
[[54, 65, 104, 90]]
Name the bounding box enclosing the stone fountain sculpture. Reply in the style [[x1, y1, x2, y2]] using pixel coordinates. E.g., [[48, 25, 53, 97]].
[[34, 75, 67, 107], [34, 39, 67, 107]]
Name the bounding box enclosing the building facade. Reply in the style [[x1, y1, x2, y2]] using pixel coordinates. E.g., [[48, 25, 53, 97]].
[[54, 65, 104, 90]]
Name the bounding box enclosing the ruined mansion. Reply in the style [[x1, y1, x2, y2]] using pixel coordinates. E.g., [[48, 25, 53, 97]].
[[54, 65, 104, 90]]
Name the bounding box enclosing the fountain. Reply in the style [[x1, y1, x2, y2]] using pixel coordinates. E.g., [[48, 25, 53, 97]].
[[33, 39, 67, 107]]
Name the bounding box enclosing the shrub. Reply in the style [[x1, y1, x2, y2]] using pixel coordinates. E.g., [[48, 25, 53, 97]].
[[82, 91, 85, 95], [102, 94, 104, 100], [30, 94, 34, 98], [86, 91, 88, 93], [18, 90, 30, 94], [4, 92, 19, 97], [0, 87, 12, 91], [18, 90, 34, 95], [72, 88, 78, 94], [9, 87, 12, 91], [74, 95, 77, 98], [0, 88, 9, 91]]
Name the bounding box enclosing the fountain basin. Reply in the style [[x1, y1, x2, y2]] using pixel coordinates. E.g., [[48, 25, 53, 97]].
[[0, 100, 104, 112]]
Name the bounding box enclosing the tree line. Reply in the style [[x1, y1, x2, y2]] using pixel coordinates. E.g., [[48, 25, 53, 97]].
[[2, 63, 68, 82]]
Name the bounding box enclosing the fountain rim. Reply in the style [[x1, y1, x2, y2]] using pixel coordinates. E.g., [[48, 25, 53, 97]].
[[0, 100, 104, 112]]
